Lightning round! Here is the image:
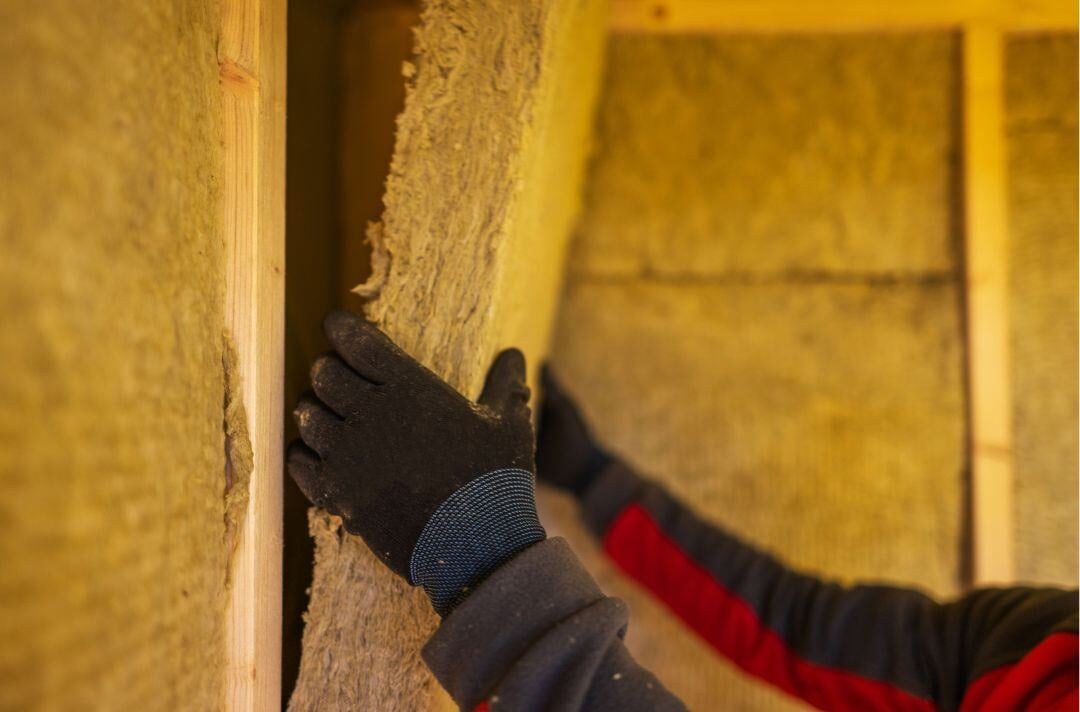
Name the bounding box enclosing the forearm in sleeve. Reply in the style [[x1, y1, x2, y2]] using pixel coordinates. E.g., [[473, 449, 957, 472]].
[[423, 537, 687, 712], [580, 461, 1078, 712], [581, 461, 950, 711]]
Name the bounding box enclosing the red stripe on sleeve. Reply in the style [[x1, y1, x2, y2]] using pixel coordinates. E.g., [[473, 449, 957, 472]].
[[960, 632, 1079, 712], [603, 503, 934, 712], [472, 701, 490, 712]]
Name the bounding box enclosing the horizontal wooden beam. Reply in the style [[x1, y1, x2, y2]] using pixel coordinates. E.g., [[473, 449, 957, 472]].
[[611, 0, 1078, 33]]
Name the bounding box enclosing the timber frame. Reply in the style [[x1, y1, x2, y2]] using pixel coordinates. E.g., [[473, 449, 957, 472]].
[[221, 0, 286, 709], [611, 0, 1078, 585]]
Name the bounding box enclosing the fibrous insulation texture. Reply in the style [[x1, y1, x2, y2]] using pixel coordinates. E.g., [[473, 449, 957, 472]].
[[544, 34, 967, 711], [0, 2, 229, 710], [289, 1, 610, 709], [1005, 33, 1079, 587]]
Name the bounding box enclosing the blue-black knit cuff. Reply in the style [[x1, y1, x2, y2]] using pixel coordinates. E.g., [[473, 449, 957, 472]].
[[410, 468, 546, 615]]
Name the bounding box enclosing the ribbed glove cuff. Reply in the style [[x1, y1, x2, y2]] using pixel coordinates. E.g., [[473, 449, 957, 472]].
[[410, 468, 546, 615]]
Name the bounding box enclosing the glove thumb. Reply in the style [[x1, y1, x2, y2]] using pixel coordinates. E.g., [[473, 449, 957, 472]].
[[479, 348, 530, 416]]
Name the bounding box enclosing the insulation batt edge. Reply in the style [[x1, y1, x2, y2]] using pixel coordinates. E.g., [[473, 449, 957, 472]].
[[288, 1, 611, 709], [223, 331, 254, 570]]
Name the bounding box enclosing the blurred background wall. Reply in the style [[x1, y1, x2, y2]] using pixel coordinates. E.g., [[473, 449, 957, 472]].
[[1005, 35, 1079, 586], [542, 31, 1077, 711]]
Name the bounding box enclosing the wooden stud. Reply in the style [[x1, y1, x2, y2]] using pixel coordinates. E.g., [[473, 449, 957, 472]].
[[962, 26, 1014, 585], [611, 0, 1077, 33], [220, 0, 286, 709]]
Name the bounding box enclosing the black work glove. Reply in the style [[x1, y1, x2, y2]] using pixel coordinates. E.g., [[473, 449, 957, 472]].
[[288, 310, 544, 614], [535, 366, 613, 497]]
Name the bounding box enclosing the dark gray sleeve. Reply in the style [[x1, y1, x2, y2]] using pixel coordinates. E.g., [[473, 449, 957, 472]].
[[577, 461, 1079, 712], [422, 537, 687, 712]]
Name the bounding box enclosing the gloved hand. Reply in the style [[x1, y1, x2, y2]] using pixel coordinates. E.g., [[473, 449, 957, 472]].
[[535, 366, 613, 496], [288, 310, 544, 614]]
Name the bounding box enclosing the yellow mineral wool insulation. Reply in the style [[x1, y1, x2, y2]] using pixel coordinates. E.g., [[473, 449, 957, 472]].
[[572, 34, 961, 279], [289, 1, 610, 709], [0, 2, 229, 710], [543, 34, 966, 710], [1004, 33, 1079, 586]]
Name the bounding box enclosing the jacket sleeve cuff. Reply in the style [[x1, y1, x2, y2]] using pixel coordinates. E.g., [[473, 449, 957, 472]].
[[580, 459, 648, 537], [422, 537, 608, 709]]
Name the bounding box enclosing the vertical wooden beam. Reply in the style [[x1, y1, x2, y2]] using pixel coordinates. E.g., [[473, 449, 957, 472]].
[[220, 0, 286, 708], [962, 26, 1014, 585]]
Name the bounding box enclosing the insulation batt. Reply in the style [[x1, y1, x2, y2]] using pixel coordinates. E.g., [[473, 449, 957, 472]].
[[0, 1, 231, 709], [289, 0, 610, 709], [1005, 33, 1079, 587]]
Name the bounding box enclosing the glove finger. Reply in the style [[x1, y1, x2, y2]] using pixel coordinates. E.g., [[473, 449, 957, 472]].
[[310, 353, 374, 417], [479, 348, 530, 415], [540, 366, 587, 428], [540, 364, 567, 405], [286, 440, 335, 511], [322, 310, 406, 385], [293, 393, 344, 457]]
